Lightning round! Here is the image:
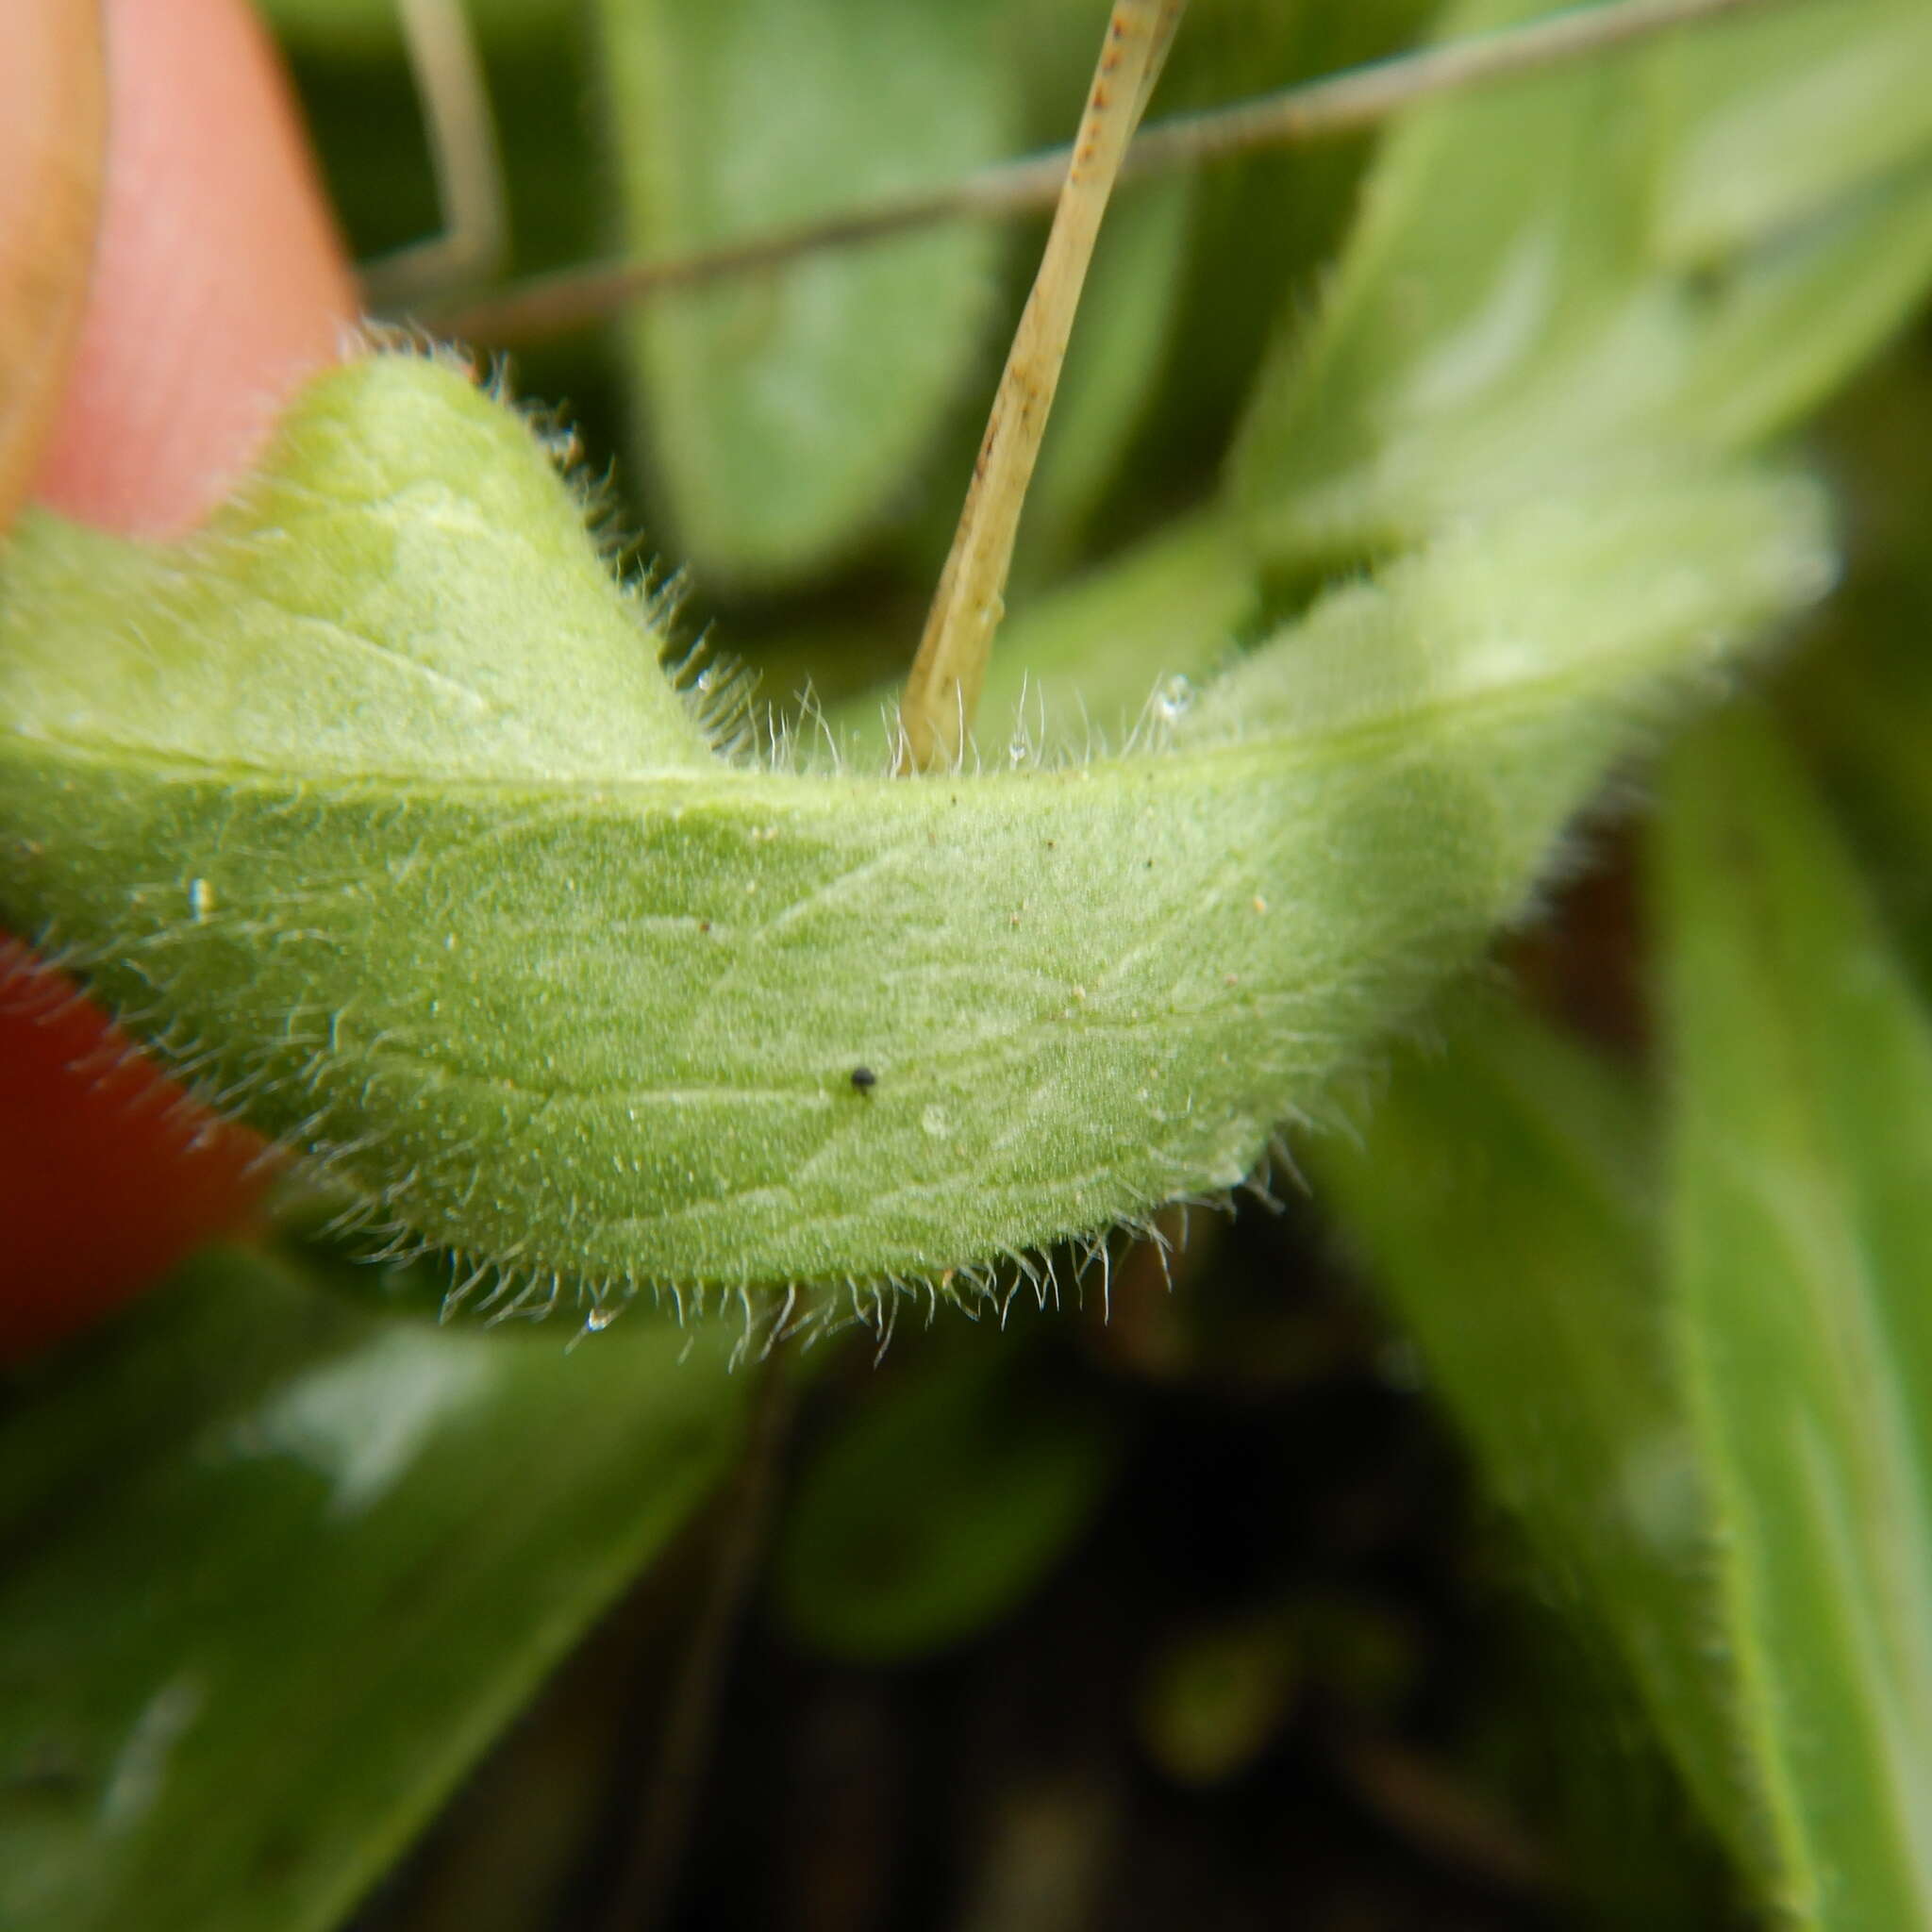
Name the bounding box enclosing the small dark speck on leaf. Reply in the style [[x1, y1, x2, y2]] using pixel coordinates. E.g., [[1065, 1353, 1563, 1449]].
[[698, 920, 712, 933], [850, 1066, 877, 1092]]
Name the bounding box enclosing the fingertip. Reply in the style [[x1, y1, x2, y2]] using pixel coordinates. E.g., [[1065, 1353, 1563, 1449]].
[[0, 942, 275, 1364], [33, 0, 359, 536], [3, 0, 344, 1354]]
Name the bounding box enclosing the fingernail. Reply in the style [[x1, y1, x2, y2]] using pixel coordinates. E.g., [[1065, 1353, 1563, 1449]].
[[0, 0, 107, 533]]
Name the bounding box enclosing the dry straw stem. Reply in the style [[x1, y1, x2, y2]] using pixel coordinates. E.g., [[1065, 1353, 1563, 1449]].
[[896, 0, 1188, 774], [358, 0, 508, 310], [432, 0, 1785, 350]]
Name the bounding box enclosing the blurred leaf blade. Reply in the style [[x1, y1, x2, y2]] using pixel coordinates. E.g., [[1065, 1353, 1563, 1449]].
[[1115, 0, 1440, 491], [775, 1325, 1119, 1660], [0, 1245, 746, 1932], [1307, 995, 1774, 1888], [593, 0, 1010, 587], [1654, 706, 1932, 1927], [1229, 0, 1932, 567], [1649, 0, 1932, 263]]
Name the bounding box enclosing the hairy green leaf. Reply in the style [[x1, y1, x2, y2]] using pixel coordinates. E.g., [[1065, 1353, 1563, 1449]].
[[1231, 0, 1932, 567], [1115, 0, 1439, 487], [593, 0, 1009, 586], [0, 355, 1826, 1319], [1654, 707, 1932, 1926], [0, 1243, 743, 1932]]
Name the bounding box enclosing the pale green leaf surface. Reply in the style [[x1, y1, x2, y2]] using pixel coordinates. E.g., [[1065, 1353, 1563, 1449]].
[[594, 0, 1008, 586], [1775, 353, 1932, 990], [1308, 996, 1772, 1888], [1230, 0, 1932, 567], [1003, 0, 1437, 571], [1124, 0, 1438, 476], [0, 1243, 744, 1932], [1655, 707, 1932, 1927], [0, 355, 1827, 1318], [1789, 600, 1932, 991], [774, 1325, 1118, 1659]]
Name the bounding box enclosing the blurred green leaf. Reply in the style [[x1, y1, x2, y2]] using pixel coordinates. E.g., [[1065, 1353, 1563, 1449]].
[[593, 0, 1010, 587], [1230, 0, 1932, 567], [1137, 1609, 1300, 1788], [1011, 0, 1439, 569], [1775, 350, 1932, 989], [774, 1327, 1118, 1660], [0, 1246, 745, 1932], [1654, 706, 1932, 1927], [1308, 995, 1773, 1888]]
